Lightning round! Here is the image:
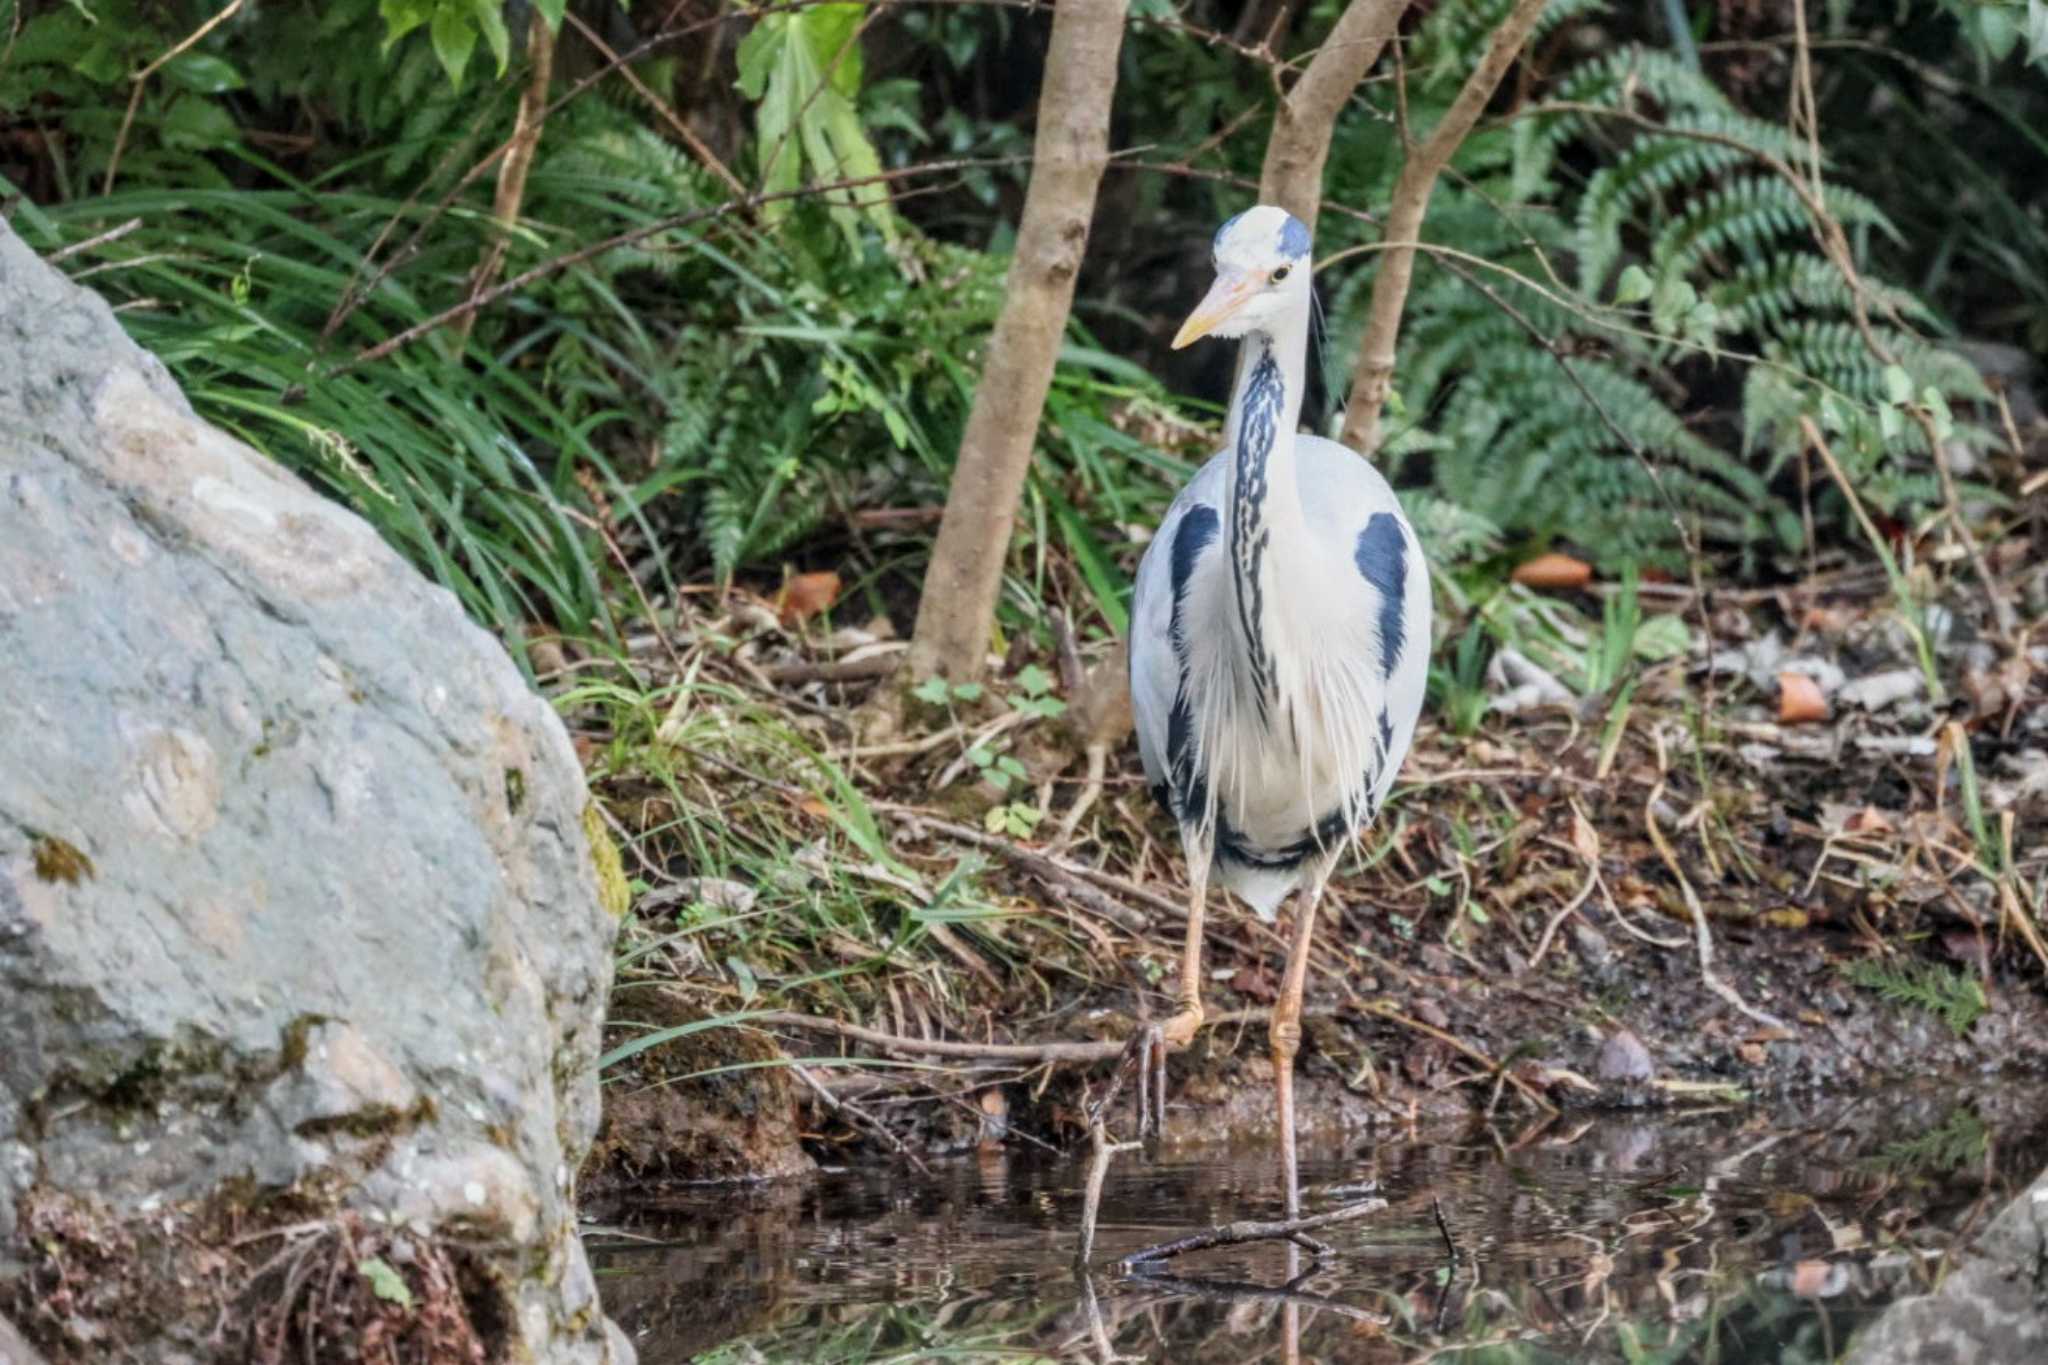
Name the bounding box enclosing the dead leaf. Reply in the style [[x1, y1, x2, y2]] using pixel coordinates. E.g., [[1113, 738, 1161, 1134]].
[[775, 570, 842, 627], [1777, 671, 1828, 724], [1230, 966, 1278, 1003], [1569, 806, 1601, 864], [1842, 807, 1894, 835], [1789, 1260, 1837, 1299], [1511, 552, 1593, 590]]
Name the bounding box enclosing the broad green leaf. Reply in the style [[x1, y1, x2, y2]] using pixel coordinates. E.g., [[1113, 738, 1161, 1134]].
[[379, 0, 435, 50], [359, 1257, 414, 1309], [429, 2, 479, 89], [162, 96, 239, 151], [1882, 364, 1913, 405], [1922, 385, 1955, 441], [735, 5, 897, 251], [1613, 264, 1654, 305], [69, 36, 125, 84], [1978, 2, 2021, 61], [161, 53, 244, 94], [470, 0, 512, 77], [535, 0, 569, 28]]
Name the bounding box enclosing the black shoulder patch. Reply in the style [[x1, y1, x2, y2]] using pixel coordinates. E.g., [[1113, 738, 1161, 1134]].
[[1165, 504, 1220, 822], [1353, 512, 1407, 680], [1170, 504, 1220, 612]]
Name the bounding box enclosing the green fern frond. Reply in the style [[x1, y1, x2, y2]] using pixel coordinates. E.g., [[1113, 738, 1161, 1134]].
[[1842, 958, 1987, 1037]]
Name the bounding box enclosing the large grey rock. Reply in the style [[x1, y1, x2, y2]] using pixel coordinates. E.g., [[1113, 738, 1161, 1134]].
[[0, 219, 630, 1360], [0, 1311, 49, 1365], [1845, 1163, 2048, 1364]]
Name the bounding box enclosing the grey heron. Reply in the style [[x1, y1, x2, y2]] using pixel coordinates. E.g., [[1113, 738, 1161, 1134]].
[[1128, 205, 1431, 1216]]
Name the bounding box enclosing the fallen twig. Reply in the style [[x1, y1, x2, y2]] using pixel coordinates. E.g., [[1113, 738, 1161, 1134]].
[[790, 1062, 930, 1174], [895, 811, 1175, 927], [1116, 1196, 1386, 1270], [756, 1009, 1126, 1063], [763, 654, 902, 684], [1642, 755, 1789, 1033]]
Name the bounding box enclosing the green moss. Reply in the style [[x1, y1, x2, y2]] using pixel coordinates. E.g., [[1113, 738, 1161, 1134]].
[[583, 803, 630, 919], [277, 1013, 333, 1072], [292, 1094, 436, 1140], [31, 834, 94, 885]]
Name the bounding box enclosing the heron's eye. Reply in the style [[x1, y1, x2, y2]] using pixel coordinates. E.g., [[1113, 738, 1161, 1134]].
[[1271, 265, 1292, 283]]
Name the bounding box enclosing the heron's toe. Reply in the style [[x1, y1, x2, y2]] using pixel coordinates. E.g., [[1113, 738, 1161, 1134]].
[[1159, 1008, 1204, 1048]]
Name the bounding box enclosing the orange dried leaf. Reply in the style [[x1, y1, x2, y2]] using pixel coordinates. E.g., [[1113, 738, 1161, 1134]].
[[1777, 671, 1828, 724], [776, 570, 842, 627], [1511, 552, 1593, 590]]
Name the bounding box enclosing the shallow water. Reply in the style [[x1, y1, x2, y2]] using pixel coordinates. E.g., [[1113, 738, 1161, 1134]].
[[587, 1087, 2046, 1363]]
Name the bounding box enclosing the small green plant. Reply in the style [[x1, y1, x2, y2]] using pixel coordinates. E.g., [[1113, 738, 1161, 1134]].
[[911, 676, 984, 707], [1842, 957, 1987, 1038], [1428, 622, 1492, 737], [965, 745, 1027, 793], [1005, 663, 1067, 720], [984, 801, 1044, 838]]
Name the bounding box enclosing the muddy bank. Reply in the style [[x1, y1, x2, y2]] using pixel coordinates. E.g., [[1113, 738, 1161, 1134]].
[[589, 856, 2048, 1184]]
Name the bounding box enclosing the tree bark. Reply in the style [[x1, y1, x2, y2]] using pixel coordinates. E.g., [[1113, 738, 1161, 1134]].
[[906, 0, 1130, 683], [457, 9, 558, 347], [1256, 0, 1411, 231], [1339, 0, 1547, 455]]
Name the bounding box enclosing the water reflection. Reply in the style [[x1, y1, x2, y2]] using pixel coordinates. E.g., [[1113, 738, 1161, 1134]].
[[586, 1087, 2046, 1363]]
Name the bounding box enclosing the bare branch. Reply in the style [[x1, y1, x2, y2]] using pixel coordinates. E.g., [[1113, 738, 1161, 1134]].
[[1256, 0, 1410, 230], [1340, 0, 1548, 454], [456, 11, 559, 348]]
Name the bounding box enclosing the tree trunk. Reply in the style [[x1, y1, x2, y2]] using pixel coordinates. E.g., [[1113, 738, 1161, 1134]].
[[1339, 0, 1548, 455], [906, 0, 1130, 683], [1256, 0, 1410, 231]]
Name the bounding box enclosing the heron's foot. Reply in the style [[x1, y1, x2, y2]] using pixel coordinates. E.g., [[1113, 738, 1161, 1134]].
[[1158, 1006, 1203, 1049], [1117, 1007, 1203, 1141]]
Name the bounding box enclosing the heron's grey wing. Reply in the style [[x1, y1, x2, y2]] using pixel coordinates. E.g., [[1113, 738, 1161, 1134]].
[[1129, 451, 1232, 806], [1297, 435, 1433, 809]]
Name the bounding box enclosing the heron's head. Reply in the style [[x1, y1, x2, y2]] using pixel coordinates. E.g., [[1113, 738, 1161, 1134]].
[[1173, 205, 1313, 349]]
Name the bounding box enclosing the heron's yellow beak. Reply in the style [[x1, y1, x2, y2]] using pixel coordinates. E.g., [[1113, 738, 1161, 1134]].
[[1172, 270, 1258, 349]]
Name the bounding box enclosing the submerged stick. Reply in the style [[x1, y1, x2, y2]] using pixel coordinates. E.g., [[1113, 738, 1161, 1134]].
[[1116, 1196, 1387, 1270], [1076, 1031, 1151, 1265]]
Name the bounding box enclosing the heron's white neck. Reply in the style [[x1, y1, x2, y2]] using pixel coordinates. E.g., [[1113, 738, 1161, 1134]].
[[1222, 297, 1314, 720]]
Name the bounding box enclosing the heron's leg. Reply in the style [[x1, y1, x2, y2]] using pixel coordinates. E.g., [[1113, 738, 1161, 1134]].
[[1164, 846, 1212, 1047], [1136, 848, 1211, 1139], [1270, 866, 1331, 1219]]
